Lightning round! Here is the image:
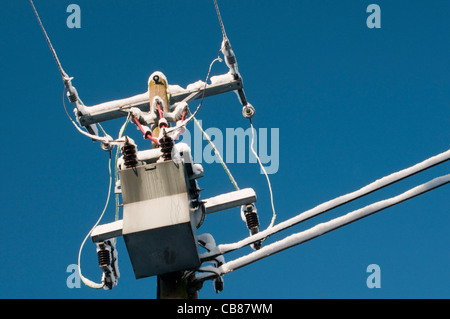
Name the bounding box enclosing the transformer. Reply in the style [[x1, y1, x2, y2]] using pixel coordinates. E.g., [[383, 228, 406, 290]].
[[90, 143, 257, 283], [119, 159, 201, 279]]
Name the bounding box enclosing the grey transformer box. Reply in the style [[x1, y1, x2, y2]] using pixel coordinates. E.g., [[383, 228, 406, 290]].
[[119, 159, 202, 279], [91, 143, 257, 280]]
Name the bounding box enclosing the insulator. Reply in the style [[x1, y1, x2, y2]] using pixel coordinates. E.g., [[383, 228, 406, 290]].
[[97, 243, 111, 269], [244, 204, 259, 233], [158, 117, 168, 129], [66, 85, 79, 103], [98, 249, 110, 268], [243, 204, 261, 250], [121, 140, 138, 168], [159, 136, 174, 161], [96, 240, 119, 290], [245, 211, 259, 232], [214, 276, 224, 293]]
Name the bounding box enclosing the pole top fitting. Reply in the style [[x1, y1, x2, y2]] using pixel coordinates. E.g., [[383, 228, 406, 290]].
[[242, 104, 255, 119]]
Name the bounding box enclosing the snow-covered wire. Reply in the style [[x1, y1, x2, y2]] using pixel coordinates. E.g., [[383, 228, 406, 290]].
[[213, 0, 228, 41], [176, 54, 222, 128], [29, 0, 69, 80], [192, 115, 240, 191], [62, 88, 125, 146], [250, 119, 277, 229], [200, 148, 450, 259], [196, 173, 450, 281], [114, 114, 132, 222], [77, 154, 113, 289]]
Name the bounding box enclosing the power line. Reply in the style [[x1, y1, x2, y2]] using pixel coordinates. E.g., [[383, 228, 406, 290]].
[[29, 0, 69, 80], [77, 154, 113, 289], [196, 173, 450, 282], [213, 0, 228, 41], [201, 148, 450, 259]]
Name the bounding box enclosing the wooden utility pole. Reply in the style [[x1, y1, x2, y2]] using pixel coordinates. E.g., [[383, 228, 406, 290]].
[[148, 72, 197, 299], [148, 72, 170, 139], [157, 272, 198, 299]]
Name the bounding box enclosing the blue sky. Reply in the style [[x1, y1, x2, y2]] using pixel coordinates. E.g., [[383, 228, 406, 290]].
[[0, 0, 448, 299]]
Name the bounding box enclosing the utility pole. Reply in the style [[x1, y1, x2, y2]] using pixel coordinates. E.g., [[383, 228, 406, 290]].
[[30, 0, 261, 299], [86, 65, 258, 298], [157, 272, 198, 299], [147, 72, 197, 299], [148, 72, 170, 141]]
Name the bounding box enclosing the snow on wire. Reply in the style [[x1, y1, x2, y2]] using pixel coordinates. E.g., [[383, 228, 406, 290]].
[[196, 149, 450, 282]]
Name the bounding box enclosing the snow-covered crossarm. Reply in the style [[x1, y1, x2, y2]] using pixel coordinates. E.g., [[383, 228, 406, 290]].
[[203, 188, 256, 215], [196, 173, 450, 282], [77, 75, 243, 127]]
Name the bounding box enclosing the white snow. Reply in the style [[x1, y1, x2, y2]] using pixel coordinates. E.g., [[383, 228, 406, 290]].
[[214, 148, 450, 256], [136, 148, 162, 162], [91, 220, 123, 242], [151, 96, 164, 111], [210, 72, 234, 85], [203, 188, 256, 215], [192, 163, 204, 176], [196, 173, 450, 280], [186, 80, 206, 91], [148, 71, 167, 85], [168, 84, 185, 95], [78, 71, 237, 117], [195, 149, 450, 281], [84, 92, 149, 114]]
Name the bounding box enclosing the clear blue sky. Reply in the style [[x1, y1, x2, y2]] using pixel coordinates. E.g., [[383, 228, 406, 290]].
[[0, 0, 448, 299]]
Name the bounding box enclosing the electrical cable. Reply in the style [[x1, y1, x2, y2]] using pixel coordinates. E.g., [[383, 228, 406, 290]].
[[77, 153, 113, 289], [31, 0, 117, 145], [63, 88, 128, 146], [200, 149, 450, 259], [114, 114, 131, 223], [191, 114, 240, 191], [29, 0, 69, 80], [213, 0, 228, 41], [132, 115, 160, 145], [249, 119, 277, 229], [196, 173, 450, 282], [181, 54, 222, 127], [214, 0, 275, 228]]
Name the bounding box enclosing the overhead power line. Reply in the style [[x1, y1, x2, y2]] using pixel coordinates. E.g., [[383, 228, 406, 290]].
[[196, 173, 450, 282], [199, 148, 450, 263], [29, 0, 69, 80]]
